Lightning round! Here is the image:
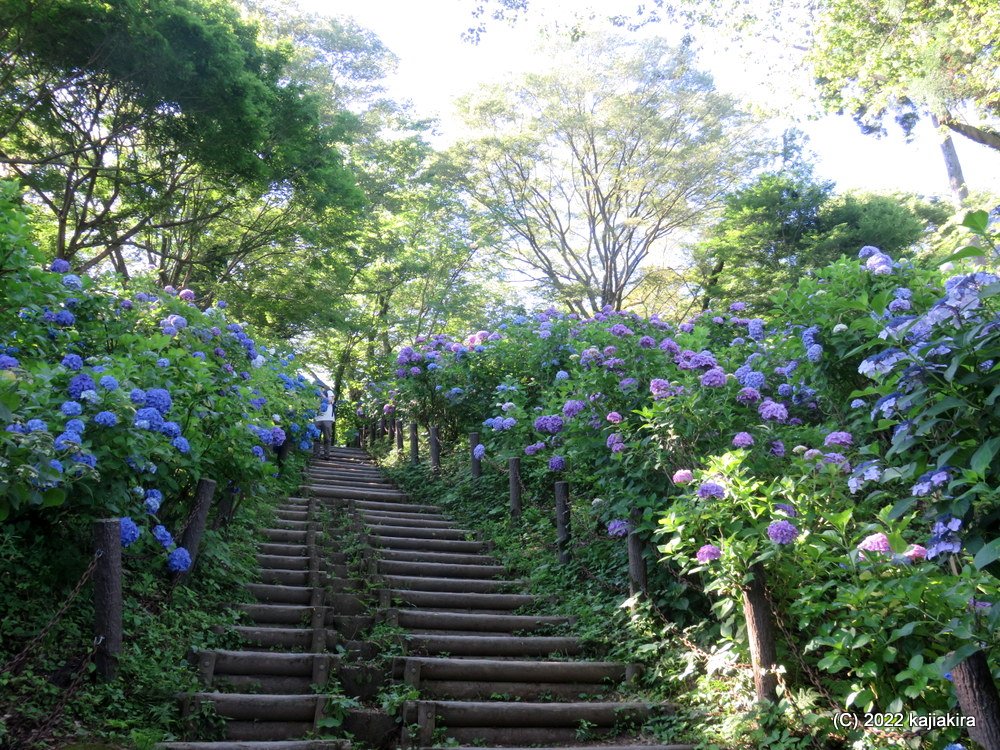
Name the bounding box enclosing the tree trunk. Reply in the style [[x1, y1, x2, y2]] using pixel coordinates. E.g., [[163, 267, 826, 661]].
[[931, 112, 969, 211], [951, 649, 1000, 750], [742, 563, 778, 703]]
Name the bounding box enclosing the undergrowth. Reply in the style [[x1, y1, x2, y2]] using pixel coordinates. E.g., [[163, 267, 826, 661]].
[[0, 454, 306, 748]]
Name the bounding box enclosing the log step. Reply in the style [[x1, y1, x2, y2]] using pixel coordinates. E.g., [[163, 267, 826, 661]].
[[400, 634, 582, 657], [361, 524, 474, 541], [380, 575, 523, 593], [369, 535, 486, 553], [394, 609, 572, 633], [159, 742, 350, 749], [376, 560, 506, 579], [383, 589, 538, 610], [190, 692, 320, 721]]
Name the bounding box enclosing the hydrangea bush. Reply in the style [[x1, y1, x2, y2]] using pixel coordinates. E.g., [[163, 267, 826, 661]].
[[0, 181, 322, 570], [366, 212, 1000, 746]]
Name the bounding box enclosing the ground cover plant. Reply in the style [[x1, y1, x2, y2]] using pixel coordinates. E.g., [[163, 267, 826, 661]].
[[0, 180, 327, 745], [362, 212, 1000, 749]]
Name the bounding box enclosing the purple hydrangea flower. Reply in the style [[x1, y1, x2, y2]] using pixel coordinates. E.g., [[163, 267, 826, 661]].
[[767, 520, 799, 544], [607, 520, 631, 537], [736, 386, 761, 404], [524, 442, 546, 456], [824, 431, 853, 447], [562, 400, 586, 419], [606, 411, 622, 424], [696, 544, 722, 562], [650, 378, 681, 399], [732, 431, 754, 448], [697, 482, 726, 499], [758, 399, 788, 422], [699, 368, 727, 387], [774, 503, 796, 517], [769, 440, 786, 457], [179, 289, 196, 301], [548, 455, 565, 471], [534, 415, 564, 434]]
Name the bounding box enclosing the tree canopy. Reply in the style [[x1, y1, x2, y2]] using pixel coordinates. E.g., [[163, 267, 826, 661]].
[[453, 34, 769, 316]]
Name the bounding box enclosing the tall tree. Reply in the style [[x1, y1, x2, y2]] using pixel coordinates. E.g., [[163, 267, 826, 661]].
[[0, 0, 360, 265], [453, 34, 769, 316], [693, 172, 950, 310]]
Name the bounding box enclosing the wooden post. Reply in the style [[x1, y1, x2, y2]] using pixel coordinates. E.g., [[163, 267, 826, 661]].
[[176, 478, 217, 581], [409, 422, 419, 463], [627, 509, 647, 597], [742, 562, 778, 703], [470, 431, 482, 478], [395, 419, 404, 451], [555, 481, 571, 563], [509, 457, 522, 522], [952, 649, 1000, 750], [429, 426, 441, 471], [93, 519, 122, 681]]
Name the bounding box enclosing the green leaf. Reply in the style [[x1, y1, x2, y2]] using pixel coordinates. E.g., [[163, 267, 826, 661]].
[[970, 437, 1000, 477], [888, 497, 916, 521], [973, 538, 1000, 570], [961, 210, 990, 234], [938, 244, 987, 265], [41, 488, 67, 508]]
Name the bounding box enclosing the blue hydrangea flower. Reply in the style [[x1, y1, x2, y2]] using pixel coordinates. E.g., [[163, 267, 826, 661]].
[[54, 310, 75, 326], [61, 401, 83, 416], [167, 547, 192, 572], [68, 374, 96, 399], [134, 408, 164, 431], [156, 358, 170, 367], [144, 388, 172, 415], [94, 411, 118, 427], [171, 437, 190, 453], [152, 524, 174, 548], [144, 489, 162, 514], [49, 459, 64, 473], [50, 259, 71, 273], [473, 444, 486, 460], [98, 375, 119, 391], [61, 354, 83, 370], [129, 388, 146, 404], [61, 274, 83, 291], [251, 445, 265, 460], [120, 517, 141, 547], [26, 419, 48, 432]]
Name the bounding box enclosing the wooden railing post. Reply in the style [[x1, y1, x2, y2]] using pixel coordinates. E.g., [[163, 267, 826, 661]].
[[429, 426, 441, 471], [469, 431, 482, 478], [409, 422, 419, 463], [742, 562, 778, 703], [93, 519, 122, 681], [509, 457, 522, 522], [627, 509, 647, 598], [395, 419, 404, 451], [555, 481, 571, 563]]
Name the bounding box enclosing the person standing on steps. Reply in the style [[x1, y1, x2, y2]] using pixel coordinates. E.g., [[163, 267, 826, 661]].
[[315, 387, 335, 458]]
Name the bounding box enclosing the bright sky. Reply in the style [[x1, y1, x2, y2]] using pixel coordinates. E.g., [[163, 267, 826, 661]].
[[308, 0, 1000, 201]]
